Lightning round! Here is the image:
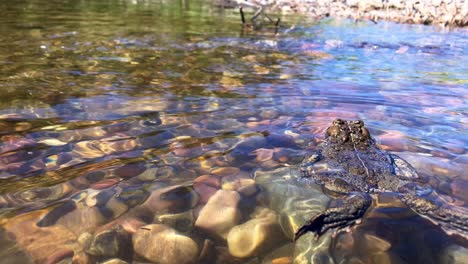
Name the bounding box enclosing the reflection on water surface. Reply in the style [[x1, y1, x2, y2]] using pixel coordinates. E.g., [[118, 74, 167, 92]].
[[0, 0, 467, 263]]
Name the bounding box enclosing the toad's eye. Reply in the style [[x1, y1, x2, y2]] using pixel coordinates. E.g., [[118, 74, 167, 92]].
[[353, 120, 364, 126]]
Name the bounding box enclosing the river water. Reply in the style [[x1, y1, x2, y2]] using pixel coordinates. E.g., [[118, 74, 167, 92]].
[[0, 0, 467, 263]]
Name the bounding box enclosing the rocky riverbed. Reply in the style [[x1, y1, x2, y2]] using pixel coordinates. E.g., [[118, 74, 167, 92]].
[[217, 0, 468, 27]]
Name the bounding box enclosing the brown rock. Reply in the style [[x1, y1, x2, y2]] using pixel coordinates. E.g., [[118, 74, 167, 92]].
[[132, 224, 199, 264], [210, 167, 240, 177], [3, 211, 79, 263], [227, 207, 286, 258], [141, 184, 199, 214], [195, 190, 241, 239], [86, 225, 132, 259], [272, 257, 293, 264]]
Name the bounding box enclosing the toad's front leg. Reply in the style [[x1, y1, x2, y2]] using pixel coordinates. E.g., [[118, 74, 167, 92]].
[[294, 192, 371, 241]]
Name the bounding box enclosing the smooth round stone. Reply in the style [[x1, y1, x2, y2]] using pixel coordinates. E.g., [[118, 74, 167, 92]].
[[204, 118, 242, 131], [227, 207, 286, 258], [260, 109, 279, 119], [194, 182, 219, 204], [4, 211, 80, 264], [100, 258, 129, 264], [253, 148, 274, 162], [271, 257, 293, 264], [78, 232, 93, 249], [259, 159, 281, 169], [170, 142, 201, 157], [116, 217, 147, 234], [56, 205, 108, 235], [194, 175, 221, 188], [265, 133, 297, 148], [195, 190, 241, 239], [155, 165, 176, 178], [450, 177, 468, 201], [238, 181, 259, 197], [132, 224, 199, 264], [142, 184, 199, 214], [273, 148, 306, 164], [104, 196, 131, 219], [441, 244, 468, 264], [136, 167, 158, 181], [86, 225, 131, 259], [90, 178, 120, 190], [221, 176, 258, 197], [210, 167, 240, 177], [114, 163, 145, 179]]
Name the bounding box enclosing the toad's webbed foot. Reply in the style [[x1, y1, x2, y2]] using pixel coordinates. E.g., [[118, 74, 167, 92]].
[[401, 193, 468, 240], [294, 192, 371, 241]]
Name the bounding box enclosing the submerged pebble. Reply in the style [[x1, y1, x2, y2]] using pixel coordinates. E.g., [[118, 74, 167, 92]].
[[141, 184, 199, 214], [195, 189, 242, 239], [132, 224, 199, 264], [227, 207, 286, 258], [85, 225, 132, 260]]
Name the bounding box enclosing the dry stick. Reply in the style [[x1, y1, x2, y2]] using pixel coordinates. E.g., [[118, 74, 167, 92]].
[[251, 6, 263, 22], [264, 12, 275, 23], [275, 17, 281, 27], [275, 18, 281, 34], [240, 7, 246, 24]]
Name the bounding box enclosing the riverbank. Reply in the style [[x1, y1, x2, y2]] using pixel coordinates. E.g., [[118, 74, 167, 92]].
[[217, 0, 467, 27]]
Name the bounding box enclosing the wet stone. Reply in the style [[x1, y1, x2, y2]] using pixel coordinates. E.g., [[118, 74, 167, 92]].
[[204, 118, 242, 131], [90, 178, 120, 190], [441, 244, 468, 264], [227, 136, 269, 164], [265, 133, 298, 149], [271, 257, 293, 264], [195, 189, 242, 239], [194, 174, 221, 187], [4, 211, 80, 264], [100, 258, 129, 264], [273, 148, 306, 164], [252, 148, 274, 162], [210, 167, 240, 177], [132, 224, 199, 264], [227, 207, 286, 258], [193, 174, 222, 197], [40, 202, 109, 235], [114, 163, 145, 179], [135, 167, 158, 181], [450, 177, 468, 201], [0, 228, 34, 264], [141, 184, 199, 214], [85, 225, 132, 260]]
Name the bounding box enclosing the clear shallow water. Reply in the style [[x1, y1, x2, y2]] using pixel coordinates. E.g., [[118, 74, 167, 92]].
[[0, 0, 467, 263]]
